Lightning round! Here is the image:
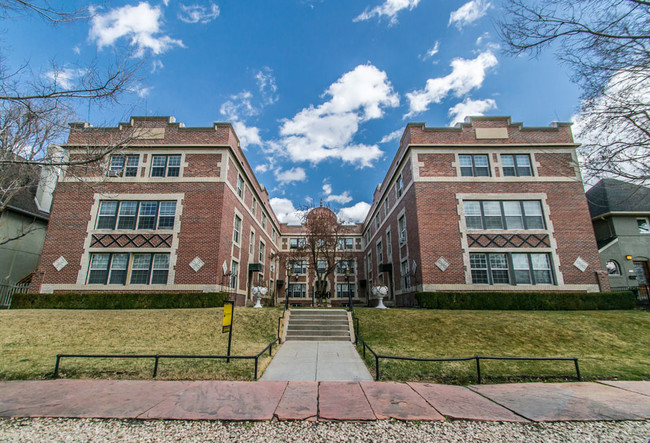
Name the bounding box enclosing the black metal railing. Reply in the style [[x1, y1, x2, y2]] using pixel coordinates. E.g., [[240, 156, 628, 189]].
[[611, 285, 650, 307], [352, 313, 580, 383], [53, 338, 279, 381]]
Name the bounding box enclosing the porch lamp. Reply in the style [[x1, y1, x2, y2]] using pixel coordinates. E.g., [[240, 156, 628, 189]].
[[345, 266, 353, 312], [285, 265, 292, 311]]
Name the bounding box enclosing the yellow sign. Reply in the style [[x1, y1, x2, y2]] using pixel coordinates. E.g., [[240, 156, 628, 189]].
[[222, 302, 233, 333]]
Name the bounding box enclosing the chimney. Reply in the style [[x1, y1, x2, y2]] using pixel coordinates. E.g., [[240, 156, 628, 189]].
[[34, 145, 64, 213]]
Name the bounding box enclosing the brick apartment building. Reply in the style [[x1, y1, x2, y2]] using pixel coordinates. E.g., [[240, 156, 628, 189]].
[[30, 116, 606, 306]]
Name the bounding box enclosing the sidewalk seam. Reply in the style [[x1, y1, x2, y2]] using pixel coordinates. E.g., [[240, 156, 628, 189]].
[[466, 386, 533, 422]]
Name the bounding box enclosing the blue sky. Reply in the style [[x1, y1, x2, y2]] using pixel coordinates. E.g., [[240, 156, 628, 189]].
[[5, 0, 582, 224]]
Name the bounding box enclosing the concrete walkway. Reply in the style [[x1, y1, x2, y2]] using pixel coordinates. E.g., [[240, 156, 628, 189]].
[[0, 380, 648, 422], [260, 341, 373, 382]]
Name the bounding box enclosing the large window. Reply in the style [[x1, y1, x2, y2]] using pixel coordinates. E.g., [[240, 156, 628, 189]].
[[336, 260, 355, 274], [151, 155, 181, 177], [287, 283, 306, 298], [317, 260, 328, 273], [464, 200, 545, 230], [87, 253, 169, 285], [386, 231, 392, 259], [259, 241, 265, 263], [336, 283, 355, 299], [377, 241, 383, 264], [289, 237, 305, 249], [637, 218, 650, 234], [398, 215, 407, 243], [289, 260, 307, 274], [470, 252, 554, 285], [109, 155, 139, 177], [501, 154, 532, 177], [230, 260, 239, 289], [233, 215, 242, 244], [401, 259, 410, 288], [96, 200, 177, 230], [337, 237, 354, 250], [459, 154, 490, 177], [396, 175, 403, 198], [237, 175, 244, 198]]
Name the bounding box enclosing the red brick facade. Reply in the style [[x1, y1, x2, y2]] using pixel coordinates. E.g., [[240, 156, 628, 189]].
[[31, 116, 604, 306]]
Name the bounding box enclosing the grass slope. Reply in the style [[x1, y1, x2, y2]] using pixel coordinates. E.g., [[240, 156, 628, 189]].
[[354, 309, 650, 384], [0, 308, 281, 381]]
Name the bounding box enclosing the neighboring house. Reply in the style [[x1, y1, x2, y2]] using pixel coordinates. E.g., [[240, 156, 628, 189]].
[[30, 116, 606, 306], [586, 178, 650, 294], [0, 155, 59, 284]]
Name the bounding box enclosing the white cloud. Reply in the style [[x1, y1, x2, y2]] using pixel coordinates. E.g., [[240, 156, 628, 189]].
[[254, 163, 269, 173], [136, 86, 153, 98], [405, 51, 498, 118], [151, 59, 164, 73], [232, 121, 262, 149], [354, 0, 420, 25], [44, 67, 84, 89], [220, 91, 256, 119], [276, 64, 398, 168], [337, 201, 371, 223], [256, 67, 279, 105], [72, 45, 81, 55], [89, 2, 184, 57], [326, 191, 353, 205], [448, 97, 497, 125], [274, 167, 307, 185], [270, 198, 304, 225], [380, 129, 402, 144], [449, 0, 491, 30], [178, 3, 220, 24], [322, 183, 333, 195], [419, 41, 440, 60]]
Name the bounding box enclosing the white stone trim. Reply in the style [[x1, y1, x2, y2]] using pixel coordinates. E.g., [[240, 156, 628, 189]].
[[419, 283, 600, 293]]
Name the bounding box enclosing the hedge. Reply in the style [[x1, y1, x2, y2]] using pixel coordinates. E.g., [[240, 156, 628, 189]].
[[10, 292, 229, 309], [414, 291, 636, 311]]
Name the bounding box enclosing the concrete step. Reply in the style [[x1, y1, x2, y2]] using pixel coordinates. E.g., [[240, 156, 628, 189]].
[[290, 310, 347, 316], [286, 329, 350, 337], [285, 335, 351, 341], [288, 324, 350, 331], [289, 320, 350, 326]]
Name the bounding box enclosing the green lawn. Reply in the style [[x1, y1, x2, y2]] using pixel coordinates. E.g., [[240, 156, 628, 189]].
[[0, 308, 282, 381], [354, 308, 650, 384]]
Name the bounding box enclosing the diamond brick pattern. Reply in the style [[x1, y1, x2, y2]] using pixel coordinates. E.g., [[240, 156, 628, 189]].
[[90, 233, 173, 248], [467, 233, 550, 248]]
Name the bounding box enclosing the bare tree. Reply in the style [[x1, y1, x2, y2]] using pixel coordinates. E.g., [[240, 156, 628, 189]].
[[286, 205, 356, 305], [498, 0, 650, 184], [0, 1, 141, 243]]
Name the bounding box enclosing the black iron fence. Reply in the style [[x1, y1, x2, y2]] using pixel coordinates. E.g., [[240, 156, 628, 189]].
[[0, 283, 29, 309], [54, 338, 279, 381], [352, 314, 580, 383], [611, 285, 649, 308]]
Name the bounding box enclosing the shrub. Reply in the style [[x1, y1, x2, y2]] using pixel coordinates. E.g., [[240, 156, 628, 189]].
[[10, 292, 229, 309], [414, 291, 636, 311]]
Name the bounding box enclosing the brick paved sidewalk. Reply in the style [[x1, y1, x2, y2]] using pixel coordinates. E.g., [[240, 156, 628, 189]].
[[0, 380, 648, 422]]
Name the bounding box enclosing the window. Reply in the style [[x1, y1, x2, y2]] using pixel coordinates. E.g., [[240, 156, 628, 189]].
[[290, 260, 307, 274], [336, 260, 355, 274], [87, 253, 169, 285], [262, 213, 267, 229], [230, 260, 239, 289], [290, 237, 305, 249], [250, 231, 255, 255], [502, 154, 532, 177], [401, 259, 410, 288], [259, 241, 265, 263], [233, 215, 242, 244], [470, 252, 554, 285], [459, 154, 490, 177], [287, 283, 306, 298], [396, 175, 403, 198], [463, 200, 545, 230], [637, 218, 650, 234], [336, 283, 355, 299], [109, 155, 139, 177], [272, 229, 277, 242], [97, 200, 177, 230], [377, 241, 383, 264], [386, 231, 392, 259], [398, 215, 407, 243], [252, 198, 257, 216], [375, 216, 380, 229], [384, 202, 389, 217], [606, 260, 621, 275], [151, 155, 181, 177], [237, 175, 244, 198], [317, 260, 327, 273], [337, 238, 354, 250], [367, 252, 373, 279]]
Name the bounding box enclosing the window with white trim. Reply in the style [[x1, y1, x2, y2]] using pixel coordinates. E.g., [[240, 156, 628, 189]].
[[237, 175, 244, 198], [287, 283, 306, 298], [259, 240, 265, 263], [233, 215, 242, 244], [262, 213, 267, 229], [459, 154, 490, 177], [151, 155, 181, 177], [109, 155, 139, 177], [463, 200, 545, 230], [230, 260, 239, 289], [396, 175, 403, 198], [249, 231, 255, 255], [252, 198, 257, 216], [337, 237, 354, 250], [401, 259, 410, 288], [317, 260, 327, 273], [501, 154, 533, 177], [637, 218, 650, 234], [470, 252, 554, 285], [87, 252, 169, 285], [290, 260, 307, 274], [398, 215, 407, 243], [336, 260, 355, 274], [377, 241, 383, 264], [96, 200, 177, 230], [367, 252, 373, 280], [336, 283, 355, 299], [386, 231, 392, 260], [289, 237, 305, 249]]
